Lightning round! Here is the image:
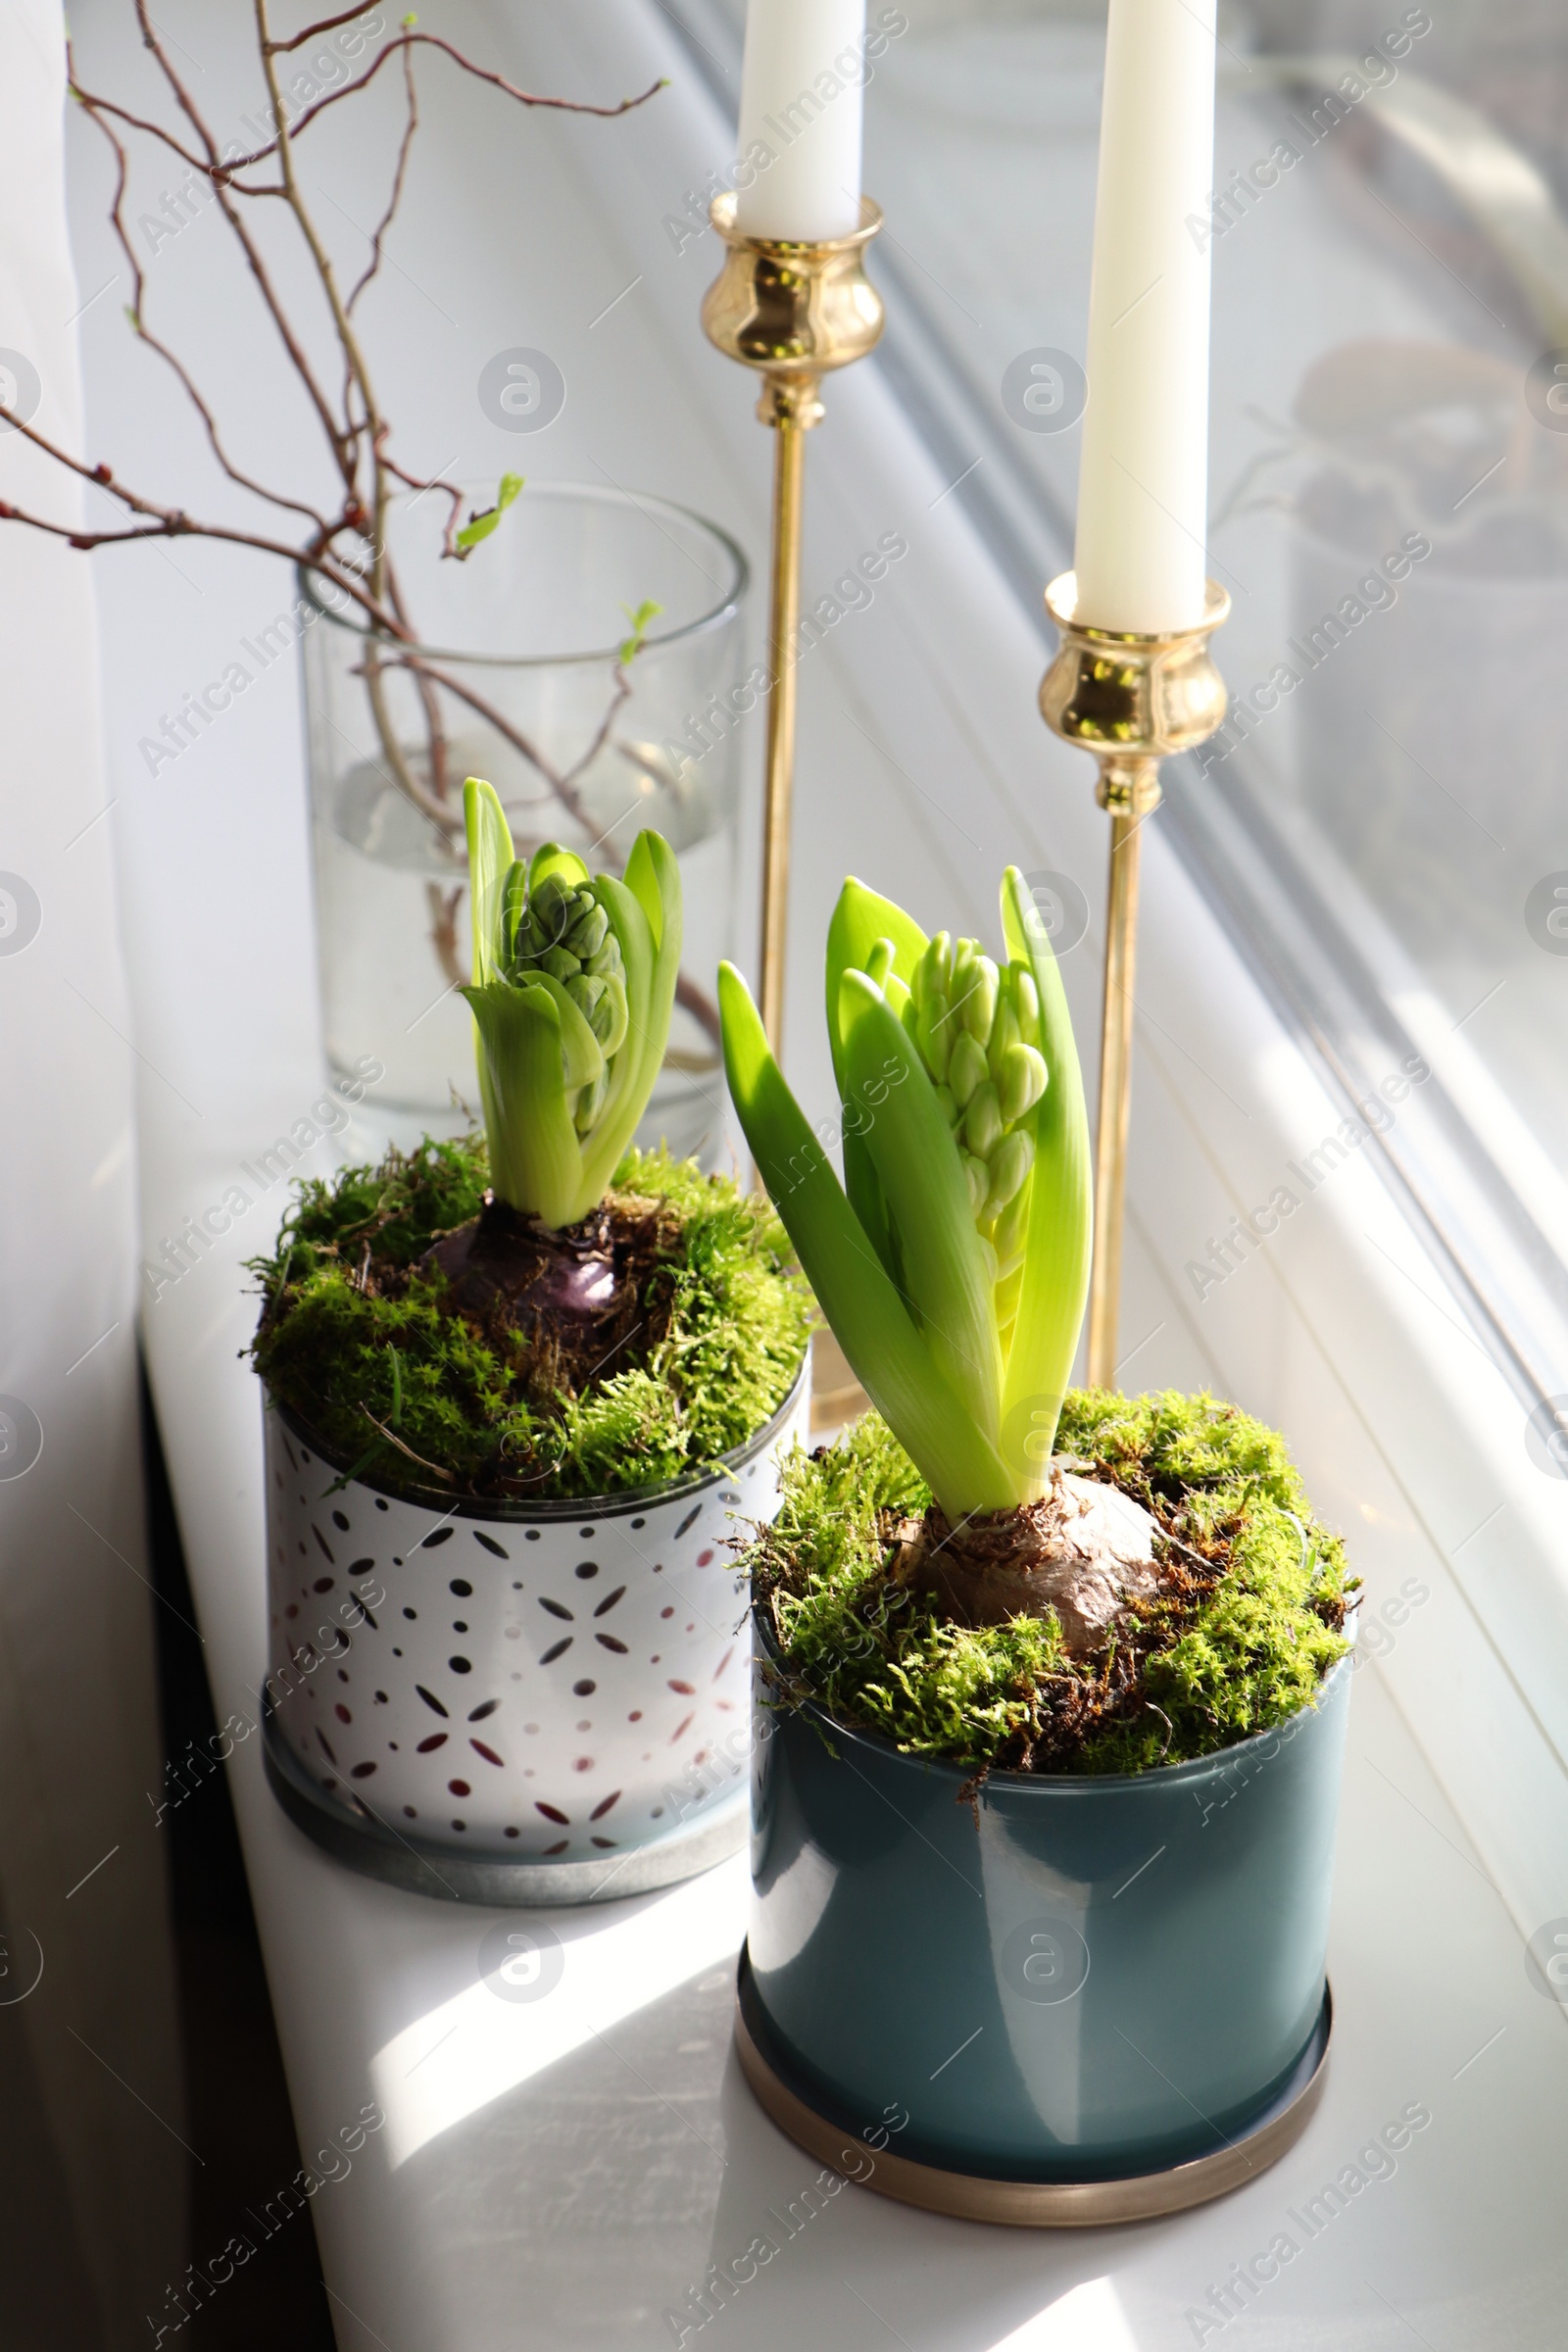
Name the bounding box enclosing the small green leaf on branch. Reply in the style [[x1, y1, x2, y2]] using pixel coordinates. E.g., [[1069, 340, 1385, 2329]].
[[455, 471, 524, 554], [618, 599, 662, 666]]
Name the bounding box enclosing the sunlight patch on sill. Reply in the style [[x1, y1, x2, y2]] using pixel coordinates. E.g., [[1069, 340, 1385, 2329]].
[[369, 1854, 745, 2169]]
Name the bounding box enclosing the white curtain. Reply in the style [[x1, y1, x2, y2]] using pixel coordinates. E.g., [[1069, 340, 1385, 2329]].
[[0, 3, 184, 2341]]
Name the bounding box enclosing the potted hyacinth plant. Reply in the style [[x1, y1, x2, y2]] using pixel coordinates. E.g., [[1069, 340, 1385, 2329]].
[[249, 783, 811, 1905], [717, 869, 1357, 2214]]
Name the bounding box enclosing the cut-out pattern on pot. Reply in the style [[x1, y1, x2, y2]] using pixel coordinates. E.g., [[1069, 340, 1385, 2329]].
[[262, 1367, 807, 1872]]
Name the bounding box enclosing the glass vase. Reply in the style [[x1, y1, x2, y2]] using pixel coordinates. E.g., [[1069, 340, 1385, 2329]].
[[299, 482, 750, 1164]]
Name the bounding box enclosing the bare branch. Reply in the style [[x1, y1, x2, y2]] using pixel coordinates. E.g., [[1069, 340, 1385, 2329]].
[[63, 5, 661, 546], [18, 2, 662, 895], [72, 91, 334, 535], [123, 0, 359, 473], [406, 646, 452, 807], [224, 33, 666, 169], [68, 34, 662, 187], [0, 412, 391, 622], [65, 77, 219, 180], [347, 37, 416, 317], [424, 882, 466, 988], [267, 4, 379, 55], [0, 490, 378, 612], [375, 451, 466, 561], [560, 667, 632, 792], [355, 652, 465, 836], [256, 0, 390, 601], [401, 654, 592, 829]]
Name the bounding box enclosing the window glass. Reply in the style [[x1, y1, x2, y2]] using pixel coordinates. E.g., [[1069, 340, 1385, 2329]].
[[687, 0, 1568, 1399]]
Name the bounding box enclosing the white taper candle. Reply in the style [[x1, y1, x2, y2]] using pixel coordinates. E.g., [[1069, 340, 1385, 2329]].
[[1072, 0, 1217, 633], [734, 0, 867, 242]]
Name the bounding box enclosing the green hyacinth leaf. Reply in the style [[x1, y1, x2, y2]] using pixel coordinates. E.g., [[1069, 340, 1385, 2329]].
[[526, 840, 592, 901], [837, 970, 1004, 1467], [825, 878, 928, 1094], [826, 879, 929, 1286], [461, 979, 583, 1227], [597, 971, 629, 1058], [499, 859, 528, 966], [575, 834, 680, 1202], [719, 961, 1006, 1520], [998, 863, 1093, 1496], [525, 971, 606, 1093], [463, 778, 514, 987]]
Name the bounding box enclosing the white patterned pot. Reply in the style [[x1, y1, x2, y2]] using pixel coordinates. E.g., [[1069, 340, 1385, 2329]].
[[260, 1362, 808, 1905]]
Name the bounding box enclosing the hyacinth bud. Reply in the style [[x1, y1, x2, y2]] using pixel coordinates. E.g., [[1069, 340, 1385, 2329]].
[[914, 930, 953, 1007], [566, 971, 606, 1023], [530, 870, 573, 942], [864, 937, 897, 990], [992, 1177, 1031, 1276], [867, 916, 1060, 1298], [1000, 1041, 1049, 1123], [949, 1030, 988, 1110], [567, 902, 609, 960], [963, 1079, 1003, 1161], [489, 857, 635, 1125], [984, 1127, 1034, 1219], [463, 785, 683, 1231], [988, 996, 1021, 1080], [959, 954, 998, 1042], [573, 1065, 609, 1135], [917, 992, 953, 1082], [950, 951, 974, 1018]]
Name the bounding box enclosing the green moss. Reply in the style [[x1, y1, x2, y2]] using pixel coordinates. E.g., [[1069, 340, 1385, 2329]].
[[248, 1140, 812, 1501], [748, 1391, 1354, 1777], [265, 1131, 491, 1271]]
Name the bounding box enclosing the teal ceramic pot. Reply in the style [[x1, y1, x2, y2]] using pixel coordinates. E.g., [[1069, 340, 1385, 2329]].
[[747, 1621, 1351, 2181]]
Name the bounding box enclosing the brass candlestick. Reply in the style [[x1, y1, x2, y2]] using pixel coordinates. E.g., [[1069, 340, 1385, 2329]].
[[1040, 571, 1230, 1389], [702, 192, 884, 1049]]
